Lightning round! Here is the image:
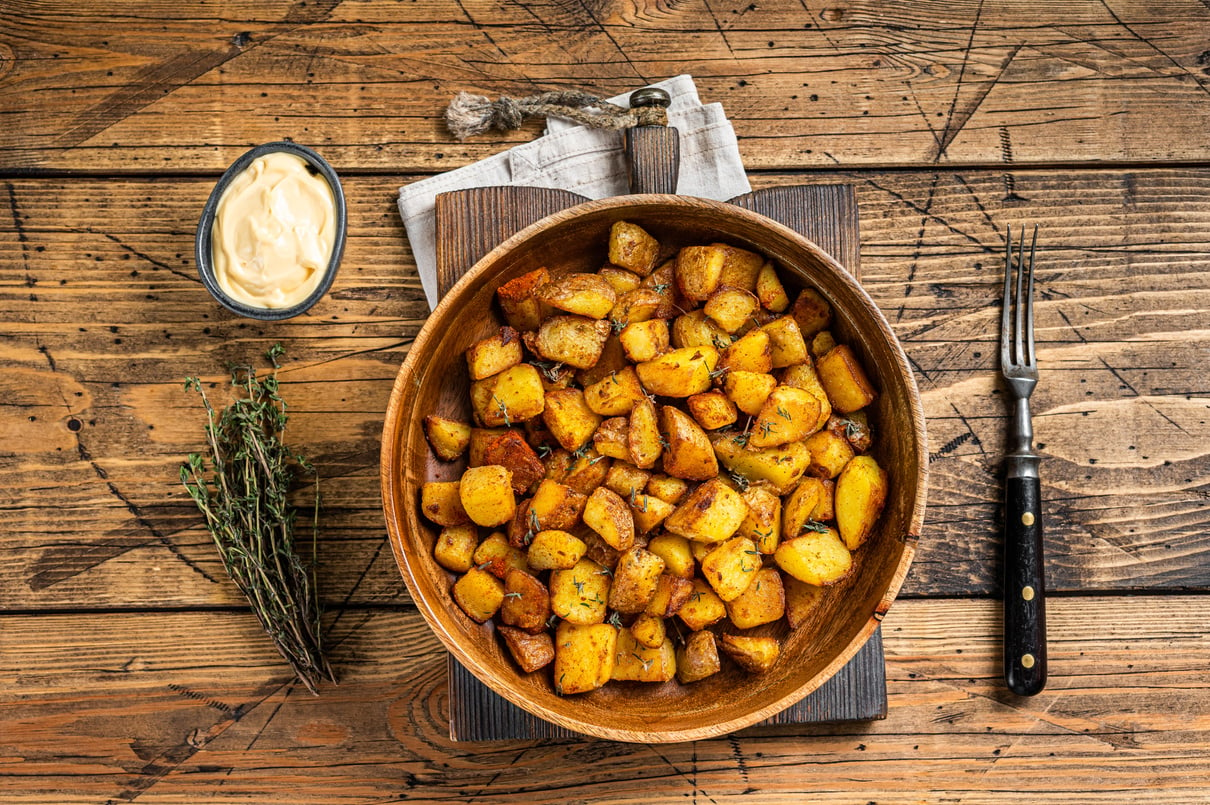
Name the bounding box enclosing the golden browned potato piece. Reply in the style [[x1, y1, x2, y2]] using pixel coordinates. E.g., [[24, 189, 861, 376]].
[[535, 315, 612, 369], [583, 366, 646, 416], [483, 431, 545, 494], [459, 465, 516, 527], [592, 416, 632, 461], [725, 566, 786, 629], [722, 370, 778, 416], [576, 334, 628, 388], [479, 364, 546, 427], [550, 557, 611, 625], [804, 429, 856, 479], [760, 316, 808, 368], [502, 568, 552, 634], [677, 579, 728, 630], [467, 427, 509, 467], [714, 243, 765, 291], [719, 328, 773, 374], [598, 266, 642, 295], [748, 385, 822, 448], [611, 288, 664, 327], [704, 288, 760, 333], [738, 486, 782, 554], [465, 326, 524, 380], [604, 462, 651, 499], [607, 545, 666, 613], [827, 411, 874, 454], [700, 536, 761, 601], [646, 534, 695, 579], [630, 493, 675, 535], [676, 630, 722, 683], [782, 476, 831, 540], [561, 447, 612, 495], [659, 405, 720, 481], [686, 390, 738, 431], [646, 573, 695, 616], [452, 567, 505, 623], [498, 625, 555, 673], [712, 435, 810, 494], [790, 286, 832, 339], [420, 480, 471, 526], [646, 473, 689, 505], [629, 612, 666, 649], [817, 344, 878, 413], [627, 397, 662, 470], [774, 526, 853, 586], [675, 245, 727, 302], [543, 388, 602, 452], [783, 574, 825, 629], [835, 455, 888, 551], [672, 309, 732, 350], [611, 628, 676, 683], [582, 486, 635, 551], [434, 524, 479, 573], [609, 221, 660, 276], [635, 345, 719, 398], [780, 360, 833, 433], [719, 634, 781, 674], [536, 273, 617, 319], [619, 318, 670, 363], [811, 330, 837, 360], [472, 531, 528, 578], [554, 621, 618, 694], [528, 478, 587, 531], [755, 261, 790, 312], [665, 478, 749, 543], [496, 267, 550, 332], [527, 529, 587, 571], [423, 415, 472, 461]]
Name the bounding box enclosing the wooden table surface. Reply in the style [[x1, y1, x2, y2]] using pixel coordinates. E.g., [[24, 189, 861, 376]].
[[3, 1, 1209, 802]]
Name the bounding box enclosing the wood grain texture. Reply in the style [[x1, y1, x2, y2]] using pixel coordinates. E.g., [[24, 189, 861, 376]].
[[3, 1, 1210, 171], [2, 168, 1209, 613], [2, 597, 1208, 803]]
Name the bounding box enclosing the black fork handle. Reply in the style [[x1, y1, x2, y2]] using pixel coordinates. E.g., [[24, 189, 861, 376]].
[[1004, 472, 1047, 696]]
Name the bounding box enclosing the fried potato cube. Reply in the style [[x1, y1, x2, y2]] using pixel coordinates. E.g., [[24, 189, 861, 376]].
[[675, 245, 727, 302], [723, 370, 778, 416], [598, 266, 643, 295], [647, 534, 695, 579], [755, 261, 790, 312], [714, 243, 765, 291], [483, 431, 545, 494], [472, 531, 528, 578], [608, 545, 666, 613], [677, 579, 728, 630], [712, 436, 810, 495], [738, 486, 782, 554], [782, 476, 831, 540], [420, 480, 470, 526], [467, 427, 509, 467], [528, 478, 587, 531], [527, 529, 588, 571], [665, 478, 749, 543], [592, 416, 632, 461], [561, 447, 612, 495], [719, 634, 781, 674], [774, 526, 853, 586], [541, 446, 574, 481], [481, 364, 546, 427], [836, 455, 888, 551], [719, 328, 773, 374], [583, 486, 635, 551], [611, 288, 664, 326], [725, 567, 785, 629], [577, 334, 628, 389], [749, 385, 822, 448], [627, 397, 662, 470], [790, 286, 832, 338], [584, 366, 646, 416], [645, 474, 689, 505], [641, 260, 681, 319], [611, 628, 676, 683], [630, 493, 675, 535], [828, 410, 874, 453], [659, 405, 719, 481], [500, 568, 552, 634], [811, 330, 837, 359], [783, 575, 825, 629], [550, 558, 611, 625], [704, 288, 759, 333], [645, 572, 695, 616], [423, 415, 472, 461], [804, 429, 856, 479], [700, 536, 761, 602], [496, 267, 550, 332], [536, 273, 617, 319], [629, 612, 666, 649], [459, 465, 516, 527], [466, 326, 524, 381], [604, 462, 650, 499], [535, 315, 612, 369], [817, 344, 878, 413], [671, 309, 732, 350], [687, 390, 738, 430], [452, 567, 506, 623], [582, 531, 622, 570], [543, 388, 602, 452], [609, 221, 660, 277], [781, 360, 833, 432], [635, 345, 719, 397], [498, 625, 555, 673], [554, 621, 618, 694], [619, 318, 670, 363], [434, 524, 479, 573], [690, 539, 713, 564], [760, 316, 808, 368], [676, 630, 721, 683]]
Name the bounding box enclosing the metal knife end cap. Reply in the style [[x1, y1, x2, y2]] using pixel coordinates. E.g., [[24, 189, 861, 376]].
[[629, 87, 672, 109]]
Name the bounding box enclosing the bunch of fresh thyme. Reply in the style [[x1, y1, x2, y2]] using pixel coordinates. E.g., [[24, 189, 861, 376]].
[[180, 345, 333, 694]]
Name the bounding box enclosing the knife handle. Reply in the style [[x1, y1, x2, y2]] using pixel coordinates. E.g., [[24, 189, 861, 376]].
[[624, 87, 680, 195], [1004, 475, 1047, 696]]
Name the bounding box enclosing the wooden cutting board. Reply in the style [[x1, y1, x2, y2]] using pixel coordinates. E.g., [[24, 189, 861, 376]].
[[433, 182, 886, 741]]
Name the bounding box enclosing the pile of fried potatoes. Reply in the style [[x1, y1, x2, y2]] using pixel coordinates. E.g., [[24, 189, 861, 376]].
[[419, 221, 888, 695]]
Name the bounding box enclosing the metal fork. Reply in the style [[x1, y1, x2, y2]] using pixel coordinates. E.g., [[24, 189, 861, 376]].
[[1000, 225, 1046, 696]]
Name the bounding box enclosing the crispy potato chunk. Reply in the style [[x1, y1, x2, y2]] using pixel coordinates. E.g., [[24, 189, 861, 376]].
[[645, 573, 695, 616], [499, 625, 555, 673], [536, 273, 617, 319], [527, 529, 588, 571], [738, 486, 782, 554], [712, 436, 810, 495], [660, 405, 720, 481], [611, 629, 676, 682], [676, 630, 721, 683], [483, 431, 545, 494], [835, 455, 888, 551], [496, 267, 550, 332], [828, 411, 873, 454], [672, 309, 732, 350], [543, 388, 602, 452], [755, 261, 790, 312], [790, 287, 832, 338], [604, 462, 650, 499], [561, 447, 612, 495], [459, 465, 516, 527], [434, 524, 479, 573], [598, 266, 643, 295], [550, 558, 611, 625], [609, 221, 660, 276], [608, 546, 666, 613], [774, 526, 852, 586], [677, 579, 728, 630], [760, 316, 808, 368], [676, 245, 727, 302], [719, 634, 780, 674], [554, 621, 618, 694], [611, 288, 664, 326], [452, 567, 506, 623], [704, 288, 759, 333], [584, 366, 646, 416], [627, 398, 662, 470], [472, 531, 528, 578], [665, 478, 749, 544], [714, 243, 765, 291], [700, 536, 761, 602], [468, 427, 509, 467], [629, 612, 666, 649], [781, 360, 833, 433], [782, 476, 831, 540], [719, 328, 773, 374], [592, 416, 632, 461], [784, 575, 825, 629], [619, 318, 670, 363], [480, 364, 546, 427], [576, 334, 628, 388], [817, 344, 878, 413], [630, 493, 676, 535], [466, 326, 523, 380], [420, 480, 470, 526], [646, 534, 695, 579], [583, 487, 635, 551], [502, 568, 552, 634], [646, 474, 689, 505], [635, 345, 719, 398], [804, 429, 856, 479], [686, 390, 738, 430], [749, 385, 822, 448], [725, 567, 785, 629], [423, 415, 472, 461], [535, 315, 612, 369], [723, 370, 778, 416], [811, 330, 837, 359], [529, 478, 587, 531]]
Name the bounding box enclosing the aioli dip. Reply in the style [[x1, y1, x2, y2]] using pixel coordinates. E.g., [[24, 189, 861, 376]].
[[211, 151, 336, 309]]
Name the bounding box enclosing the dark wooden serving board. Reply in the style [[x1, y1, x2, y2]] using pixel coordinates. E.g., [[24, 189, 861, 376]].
[[432, 182, 888, 742]]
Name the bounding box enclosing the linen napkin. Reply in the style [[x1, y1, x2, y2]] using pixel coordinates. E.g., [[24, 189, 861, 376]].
[[397, 75, 751, 310]]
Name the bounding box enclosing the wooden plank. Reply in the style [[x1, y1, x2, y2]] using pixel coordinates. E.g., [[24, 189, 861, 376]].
[[1, 169, 1208, 610], [1, 596, 1208, 803], [3, 1, 1210, 171]]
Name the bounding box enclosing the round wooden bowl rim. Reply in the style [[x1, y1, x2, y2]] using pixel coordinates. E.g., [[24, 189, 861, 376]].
[[382, 193, 927, 743]]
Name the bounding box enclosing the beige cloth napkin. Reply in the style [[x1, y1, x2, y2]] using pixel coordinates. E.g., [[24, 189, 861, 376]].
[[397, 75, 751, 310]]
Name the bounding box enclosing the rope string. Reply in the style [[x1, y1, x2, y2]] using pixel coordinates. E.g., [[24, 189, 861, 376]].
[[445, 90, 667, 140]]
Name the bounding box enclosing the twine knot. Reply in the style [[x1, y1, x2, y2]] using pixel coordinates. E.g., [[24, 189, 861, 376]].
[[445, 88, 669, 140]]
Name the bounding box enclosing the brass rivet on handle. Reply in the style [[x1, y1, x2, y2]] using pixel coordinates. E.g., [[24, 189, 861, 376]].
[[1022, 585, 1035, 601], [1021, 653, 1036, 669], [1021, 511, 1035, 526]]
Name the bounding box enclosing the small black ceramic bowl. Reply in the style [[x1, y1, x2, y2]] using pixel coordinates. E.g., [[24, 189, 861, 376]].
[[195, 141, 347, 321]]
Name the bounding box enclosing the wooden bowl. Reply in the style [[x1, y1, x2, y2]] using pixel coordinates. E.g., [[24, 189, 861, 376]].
[[381, 195, 927, 743]]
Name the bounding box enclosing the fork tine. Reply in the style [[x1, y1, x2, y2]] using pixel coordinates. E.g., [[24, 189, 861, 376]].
[[1001, 225, 1013, 369], [1025, 225, 1038, 366], [1013, 226, 1026, 367]]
